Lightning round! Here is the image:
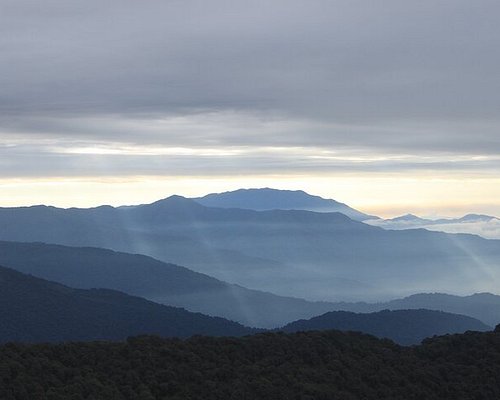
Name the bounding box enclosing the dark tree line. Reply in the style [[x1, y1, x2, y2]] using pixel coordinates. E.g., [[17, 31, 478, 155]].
[[1, 327, 500, 399]]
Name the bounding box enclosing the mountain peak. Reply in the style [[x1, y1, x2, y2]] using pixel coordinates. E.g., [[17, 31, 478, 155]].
[[389, 214, 426, 222], [458, 214, 497, 223], [194, 188, 377, 221], [150, 195, 202, 208]]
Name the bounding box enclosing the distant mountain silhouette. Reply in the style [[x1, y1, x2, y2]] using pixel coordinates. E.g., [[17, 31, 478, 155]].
[[454, 214, 498, 223], [0, 263, 489, 346], [1, 195, 500, 301], [280, 309, 490, 345], [0, 265, 256, 343], [0, 241, 337, 328], [195, 188, 377, 221], [3, 241, 499, 330], [328, 292, 500, 327], [386, 214, 430, 223], [376, 213, 498, 226], [368, 213, 500, 239]]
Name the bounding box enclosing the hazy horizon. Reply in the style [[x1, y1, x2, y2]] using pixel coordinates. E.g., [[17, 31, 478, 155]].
[[1, 184, 499, 220]]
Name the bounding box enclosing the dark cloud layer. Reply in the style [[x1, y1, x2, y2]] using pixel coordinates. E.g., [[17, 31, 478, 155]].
[[1, 0, 500, 176]]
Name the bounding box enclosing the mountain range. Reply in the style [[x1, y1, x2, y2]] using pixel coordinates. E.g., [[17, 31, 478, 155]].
[[0, 264, 254, 342], [1, 189, 500, 301], [2, 240, 500, 329], [279, 309, 490, 345], [0, 241, 335, 328], [328, 292, 500, 327], [0, 263, 490, 345], [368, 213, 500, 240]]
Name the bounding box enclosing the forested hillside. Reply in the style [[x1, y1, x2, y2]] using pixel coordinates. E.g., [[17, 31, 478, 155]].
[[1, 328, 500, 399], [0, 265, 254, 342]]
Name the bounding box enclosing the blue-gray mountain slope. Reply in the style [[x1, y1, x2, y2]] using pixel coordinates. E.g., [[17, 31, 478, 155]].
[[279, 309, 490, 345], [326, 292, 500, 327], [1, 195, 500, 302], [0, 264, 255, 342], [0, 241, 335, 328], [195, 188, 377, 221]]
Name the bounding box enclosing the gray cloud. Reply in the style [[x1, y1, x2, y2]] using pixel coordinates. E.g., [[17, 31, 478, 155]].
[[1, 0, 500, 174], [1, 140, 499, 179]]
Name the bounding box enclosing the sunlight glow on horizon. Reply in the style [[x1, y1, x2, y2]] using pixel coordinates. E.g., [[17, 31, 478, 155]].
[[1, 174, 499, 218]]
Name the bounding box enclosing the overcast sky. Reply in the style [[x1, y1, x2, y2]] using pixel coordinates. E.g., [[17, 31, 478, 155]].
[[1, 0, 499, 215]]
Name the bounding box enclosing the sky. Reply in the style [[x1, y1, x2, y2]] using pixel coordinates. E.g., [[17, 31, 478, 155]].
[[1, 0, 500, 217]]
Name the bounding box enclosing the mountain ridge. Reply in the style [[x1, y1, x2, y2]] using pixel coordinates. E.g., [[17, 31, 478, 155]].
[[0, 264, 256, 342], [0, 240, 339, 328], [1, 192, 500, 301], [194, 188, 378, 221], [327, 292, 500, 326], [368, 212, 500, 239], [0, 263, 491, 346], [279, 308, 490, 345]]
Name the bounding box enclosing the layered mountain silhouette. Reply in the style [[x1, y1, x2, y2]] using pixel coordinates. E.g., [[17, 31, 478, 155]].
[[2, 241, 499, 329], [380, 213, 499, 225], [0, 263, 490, 345], [368, 213, 500, 239], [0, 241, 336, 328], [195, 188, 377, 221], [1, 191, 500, 301], [327, 292, 500, 327], [279, 309, 490, 345], [0, 265, 255, 343]]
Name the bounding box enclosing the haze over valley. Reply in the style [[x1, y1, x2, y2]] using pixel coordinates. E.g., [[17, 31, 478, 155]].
[[1, 189, 499, 304]]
